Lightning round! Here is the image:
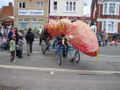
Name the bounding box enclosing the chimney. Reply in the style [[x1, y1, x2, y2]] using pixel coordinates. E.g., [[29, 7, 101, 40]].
[[9, 2, 12, 6]]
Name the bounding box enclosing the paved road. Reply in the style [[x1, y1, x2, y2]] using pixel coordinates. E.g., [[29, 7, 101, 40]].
[[0, 40, 120, 90], [0, 68, 120, 90], [0, 40, 120, 71]]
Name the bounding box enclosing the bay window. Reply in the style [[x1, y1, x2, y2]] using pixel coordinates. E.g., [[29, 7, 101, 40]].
[[109, 3, 115, 14], [102, 20, 118, 33], [103, 2, 119, 15], [108, 21, 115, 33]]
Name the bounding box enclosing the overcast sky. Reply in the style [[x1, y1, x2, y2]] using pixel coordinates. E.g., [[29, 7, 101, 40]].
[[0, 0, 91, 16], [0, 0, 13, 7]]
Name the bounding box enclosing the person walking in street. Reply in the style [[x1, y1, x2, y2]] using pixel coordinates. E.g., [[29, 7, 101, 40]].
[[25, 28, 35, 56], [8, 28, 13, 41], [38, 26, 43, 45], [97, 32, 102, 47], [41, 28, 51, 51], [111, 33, 117, 46], [104, 32, 108, 46], [101, 31, 105, 47], [9, 36, 16, 62], [0, 30, 3, 39], [0, 29, 3, 48], [0, 37, 2, 47], [16, 35, 24, 58], [14, 28, 20, 56], [7, 28, 13, 50], [14, 28, 19, 45], [0, 27, 3, 42]]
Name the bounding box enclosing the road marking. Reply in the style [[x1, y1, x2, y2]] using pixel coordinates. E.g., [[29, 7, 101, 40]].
[[0, 64, 120, 75], [99, 55, 120, 58], [23, 51, 41, 54], [0, 51, 120, 58], [23, 51, 120, 57]]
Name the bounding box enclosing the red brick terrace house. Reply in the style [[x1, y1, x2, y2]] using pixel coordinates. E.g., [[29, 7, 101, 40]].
[[0, 2, 14, 26], [0, 8, 2, 25], [91, 0, 120, 34]]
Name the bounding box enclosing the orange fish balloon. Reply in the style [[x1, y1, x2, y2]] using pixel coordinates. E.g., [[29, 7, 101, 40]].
[[66, 20, 99, 57]]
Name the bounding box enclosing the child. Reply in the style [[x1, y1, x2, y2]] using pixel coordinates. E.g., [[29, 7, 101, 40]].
[[17, 36, 24, 58], [9, 36, 16, 62], [111, 33, 117, 46]]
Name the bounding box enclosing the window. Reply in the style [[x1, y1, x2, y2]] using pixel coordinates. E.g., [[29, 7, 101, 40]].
[[102, 21, 117, 33], [19, 19, 23, 21], [73, 2, 76, 11], [24, 18, 29, 21], [103, 21, 106, 30], [32, 21, 42, 30], [19, 22, 29, 29], [39, 19, 43, 21], [65, 2, 76, 11], [23, 2, 26, 8], [19, 2, 22, 8], [66, 2, 69, 11], [19, 2, 26, 8], [108, 21, 115, 32], [53, 1, 57, 10], [37, 1, 44, 8], [117, 4, 119, 15], [104, 3, 107, 14], [32, 18, 37, 21], [109, 3, 115, 14], [70, 2, 72, 11], [103, 2, 119, 15]]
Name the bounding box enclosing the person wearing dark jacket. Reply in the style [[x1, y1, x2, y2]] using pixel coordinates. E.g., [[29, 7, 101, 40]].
[[15, 28, 19, 45], [0, 32, 2, 38], [7, 28, 13, 50], [16, 36, 24, 58], [25, 28, 35, 56], [41, 28, 51, 51], [8, 29, 13, 41], [14, 28, 20, 56]]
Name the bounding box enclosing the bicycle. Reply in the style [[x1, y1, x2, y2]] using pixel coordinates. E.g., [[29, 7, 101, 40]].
[[56, 44, 80, 66]]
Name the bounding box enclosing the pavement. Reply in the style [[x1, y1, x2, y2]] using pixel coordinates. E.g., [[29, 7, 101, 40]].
[[0, 86, 22, 90], [0, 40, 120, 72], [0, 40, 120, 90], [0, 68, 120, 90]]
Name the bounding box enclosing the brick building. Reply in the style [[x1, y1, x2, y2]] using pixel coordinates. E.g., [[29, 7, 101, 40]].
[[0, 2, 14, 26], [0, 8, 2, 25], [91, 0, 120, 34], [14, 0, 49, 30]]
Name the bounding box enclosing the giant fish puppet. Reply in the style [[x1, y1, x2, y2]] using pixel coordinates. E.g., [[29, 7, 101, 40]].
[[66, 20, 99, 57], [45, 19, 71, 37], [45, 20, 58, 37]]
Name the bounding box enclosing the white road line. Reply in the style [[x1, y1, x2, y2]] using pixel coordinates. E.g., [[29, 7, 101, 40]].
[[0, 64, 120, 75], [23, 51, 120, 57], [23, 51, 41, 54], [0, 51, 120, 58], [99, 55, 120, 58]]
